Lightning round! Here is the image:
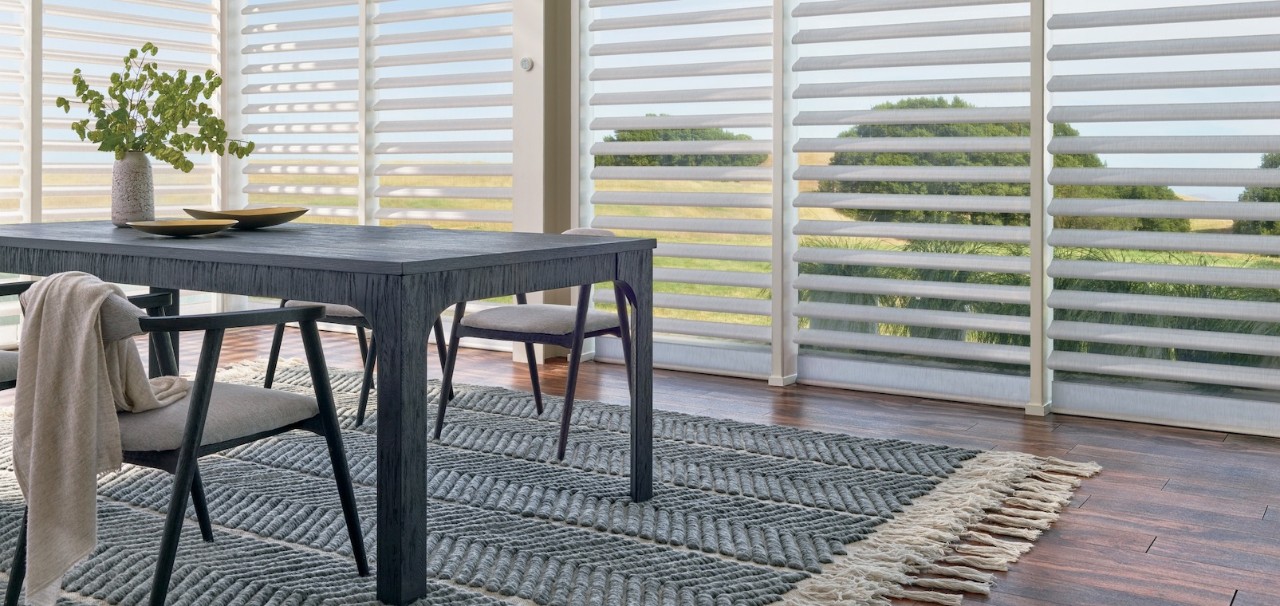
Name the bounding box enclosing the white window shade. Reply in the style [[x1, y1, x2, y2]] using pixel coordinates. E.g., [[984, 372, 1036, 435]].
[[0, 0, 20, 225], [1045, 2, 1280, 420], [789, 0, 1034, 405], [239, 0, 360, 223], [41, 0, 218, 222], [370, 1, 514, 230], [584, 0, 775, 373], [0, 0, 22, 346]]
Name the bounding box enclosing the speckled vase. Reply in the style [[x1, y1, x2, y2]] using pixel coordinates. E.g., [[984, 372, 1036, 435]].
[[112, 151, 154, 227]]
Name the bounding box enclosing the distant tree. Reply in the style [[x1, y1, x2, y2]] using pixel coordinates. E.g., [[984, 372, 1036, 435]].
[[595, 115, 768, 167], [1232, 153, 1280, 235], [820, 96, 1187, 231]]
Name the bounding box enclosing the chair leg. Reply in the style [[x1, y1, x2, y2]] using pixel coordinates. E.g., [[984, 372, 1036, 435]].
[[4, 508, 26, 606], [524, 342, 543, 415], [356, 326, 369, 363], [557, 286, 594, 461], [264, 322, 286, 389], [150, 328, 224, 606], [613, 283, 635, 397], [355, 334, 377, 426], [433, 318, 454, 400], [191, 467, 214, 543], [299, 319, 369, 576], [435, 302, 466, 440]]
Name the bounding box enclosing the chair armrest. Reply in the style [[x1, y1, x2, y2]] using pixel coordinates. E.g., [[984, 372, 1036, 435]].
[[0, 281, 36, 297], [139, 305, 326, 333], [127, 291, 175, 314]]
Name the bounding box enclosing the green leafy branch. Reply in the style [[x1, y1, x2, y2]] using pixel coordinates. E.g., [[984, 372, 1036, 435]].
[[55, 43, 254, 173]]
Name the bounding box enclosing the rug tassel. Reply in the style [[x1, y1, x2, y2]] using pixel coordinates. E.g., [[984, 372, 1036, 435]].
[[884, 588, 965, 606], [962, 531, 1034, 556], [954, 543, 1027, 561], [994, 506, 1058, 521], [912, 576, 992, 595], [970, 522, 1041, 541], [1029, 470, 1083, 487], [1005, 495, 1065, 512], [938, 555, 1010, 571], [985, 511, 1053, 530], [1042, 457, 1103, 477], [921, 564, 996, 584]]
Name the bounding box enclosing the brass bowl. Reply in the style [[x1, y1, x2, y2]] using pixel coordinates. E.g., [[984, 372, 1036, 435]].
[[126, 219, 238, 237], [183, 206, 309, 229]]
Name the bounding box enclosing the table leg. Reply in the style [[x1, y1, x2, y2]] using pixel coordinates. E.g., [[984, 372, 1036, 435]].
[[617, 251, 653, 502], [366, 279, 436, 605]]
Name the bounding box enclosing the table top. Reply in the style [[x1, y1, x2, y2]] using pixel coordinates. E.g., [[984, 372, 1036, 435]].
[[0, 221, 655, 275]]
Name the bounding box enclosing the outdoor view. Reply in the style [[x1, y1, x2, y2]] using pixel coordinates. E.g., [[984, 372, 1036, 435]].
[[3, 0, 1280, 408]]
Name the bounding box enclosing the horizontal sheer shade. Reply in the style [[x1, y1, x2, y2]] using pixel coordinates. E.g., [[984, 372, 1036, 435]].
[[795, 77, 1029, 99], [795, 137, 1031, 154], [1048, 135, 1280, 155], [594, 215, 771, 236], [792, 16, 1029, 45], [595, 291, 772, 317], [797, 301, 1031, 334], [370, 2, 511, 24], [1046, 1, 1280, 29], [793, 0, 1025, 17], [590, 7, 770, 31], [590, 33, 770, 57], [795, 274, 1031, 305], [793, 47, 1029, 71], [1048, 34, 1280, 61], [592, 191, 771, 209], [1049, 102, 1280, 123], [1048, 290, 1280, 324], [795, 106, 1031, 127], [795, 192, 1031, 213], [590, 60, 771, 82], [1049, 351, 1280, 392], [795, 248, 1032, 274], [1049, 260, 1280, 290], [796, 220, 1031, 243], [796, 329, 1030, 365]]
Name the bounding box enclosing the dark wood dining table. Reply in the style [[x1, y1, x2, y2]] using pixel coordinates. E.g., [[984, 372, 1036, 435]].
[[0, 220, 656, 605]]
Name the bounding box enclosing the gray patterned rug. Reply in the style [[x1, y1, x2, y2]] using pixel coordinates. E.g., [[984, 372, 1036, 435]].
[[0, 361, 1097, 605]]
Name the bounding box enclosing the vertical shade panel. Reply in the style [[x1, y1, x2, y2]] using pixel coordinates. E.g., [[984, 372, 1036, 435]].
[[370, 0, 514, 230], [583, 0, 775, 367], [789, 0, 1034, 394], [239, 0, 360, 223], [1045, 2, 1280, 406]]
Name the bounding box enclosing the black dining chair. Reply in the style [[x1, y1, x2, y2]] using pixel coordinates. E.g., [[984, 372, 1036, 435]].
[[0, 281, 35, 392], [5, 296, 368, 606], [264, 300, 450, 426], [435, 228, 634, 460]]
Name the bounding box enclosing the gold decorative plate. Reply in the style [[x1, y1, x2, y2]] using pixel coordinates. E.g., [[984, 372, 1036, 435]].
[[126, 219, 238, 237], [184, 206, 309, 229]]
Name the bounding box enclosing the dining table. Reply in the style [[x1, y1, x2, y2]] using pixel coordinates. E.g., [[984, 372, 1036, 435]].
[[0, 220, 656, 605]]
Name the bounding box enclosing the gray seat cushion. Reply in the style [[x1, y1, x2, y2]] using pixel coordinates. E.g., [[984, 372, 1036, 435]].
[[285, 299, 364, 320], [461, 304, 619, 336], [0, 351, 16, 384], [118, 382, 318, 452]]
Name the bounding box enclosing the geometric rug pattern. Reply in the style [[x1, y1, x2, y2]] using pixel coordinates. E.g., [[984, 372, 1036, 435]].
[[0, 361, 1096, 605]]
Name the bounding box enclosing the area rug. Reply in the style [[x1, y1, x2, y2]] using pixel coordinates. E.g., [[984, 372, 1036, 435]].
[[0, 360, 1098, 605]]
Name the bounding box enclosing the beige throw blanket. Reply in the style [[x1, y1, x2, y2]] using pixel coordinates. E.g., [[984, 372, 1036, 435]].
[[13, 272, 189, 605]]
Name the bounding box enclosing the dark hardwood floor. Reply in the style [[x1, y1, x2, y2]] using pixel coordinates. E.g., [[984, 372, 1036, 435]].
[[4, 326, 1277, 605]]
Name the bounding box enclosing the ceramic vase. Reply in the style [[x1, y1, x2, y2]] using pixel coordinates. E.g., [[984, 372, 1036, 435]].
[[112, 151, 154, 227]]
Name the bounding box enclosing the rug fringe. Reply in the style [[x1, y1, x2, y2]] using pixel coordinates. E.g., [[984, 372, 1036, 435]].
[[778, 450, 1098, 605]]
